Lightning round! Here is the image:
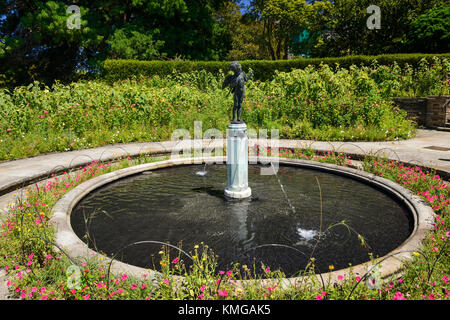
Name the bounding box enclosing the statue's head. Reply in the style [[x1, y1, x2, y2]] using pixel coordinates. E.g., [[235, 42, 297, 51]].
[[229, 61, 242, 73]]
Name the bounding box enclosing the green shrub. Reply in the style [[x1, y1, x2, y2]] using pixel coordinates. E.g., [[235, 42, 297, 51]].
[[1, 60, 432, 160], [102, 53, 450, 82]]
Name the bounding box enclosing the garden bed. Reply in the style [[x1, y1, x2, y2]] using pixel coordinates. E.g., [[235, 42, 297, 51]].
[[0, 150, 448, 300], [2, 57, 449, 161]]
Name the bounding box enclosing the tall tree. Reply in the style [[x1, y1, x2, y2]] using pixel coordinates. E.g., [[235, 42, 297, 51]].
[[311, 0, 448, 57], [407, 5, 450, 53], [213, 0, 269, 60], [0, 0, 228, 87], [250, 0, 331, 60]]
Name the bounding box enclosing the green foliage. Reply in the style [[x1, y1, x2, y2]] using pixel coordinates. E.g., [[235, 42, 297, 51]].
[[1, 56, 448, 160], [0, 154, 448, 300], [251, 0, 331, 60], [217, 1, 270, 61], [1, 0, 448, 88], [5, 59, 450, 160], [309, 0, 449, 57], [408, 5, 450, 53], [107, 28, 166, 60], [0, 0, 230, 88], [103, 53, 450, 82]]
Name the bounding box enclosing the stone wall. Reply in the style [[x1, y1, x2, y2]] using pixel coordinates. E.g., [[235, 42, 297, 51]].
[[392, 97, 427, 126], [446, 99, 450, 127], [393, 96, 450, 128]]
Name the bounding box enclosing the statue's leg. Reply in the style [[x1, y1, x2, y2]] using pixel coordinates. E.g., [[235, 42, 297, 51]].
[[232, 95, 238, 121], [237, 95, 244, 121]]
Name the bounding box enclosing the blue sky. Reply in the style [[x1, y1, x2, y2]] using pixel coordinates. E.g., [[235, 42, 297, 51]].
[[238, 0, 252, 13]]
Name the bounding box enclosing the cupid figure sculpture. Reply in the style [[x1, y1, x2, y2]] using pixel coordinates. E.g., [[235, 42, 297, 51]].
[[222, 61, 253, 123]]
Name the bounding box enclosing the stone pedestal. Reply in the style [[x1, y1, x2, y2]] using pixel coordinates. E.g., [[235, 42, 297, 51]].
[[224, 122, 251, 199]]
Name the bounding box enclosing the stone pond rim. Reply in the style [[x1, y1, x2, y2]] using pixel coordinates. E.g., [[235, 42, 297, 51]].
[[50, 156, 435, 287]]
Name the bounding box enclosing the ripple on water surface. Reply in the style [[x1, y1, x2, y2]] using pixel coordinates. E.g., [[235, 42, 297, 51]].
[[71, 164, 413, 276]]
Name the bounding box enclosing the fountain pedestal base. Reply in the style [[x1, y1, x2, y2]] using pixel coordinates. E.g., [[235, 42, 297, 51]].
[[225, 122, 251, 199], [224, 186, 252, 199]]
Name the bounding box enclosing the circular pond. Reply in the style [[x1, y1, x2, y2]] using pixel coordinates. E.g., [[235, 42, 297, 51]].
[[71, 164, 413, 276]]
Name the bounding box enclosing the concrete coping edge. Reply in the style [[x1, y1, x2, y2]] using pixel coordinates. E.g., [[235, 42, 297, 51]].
[[49, 156, 436, 288]]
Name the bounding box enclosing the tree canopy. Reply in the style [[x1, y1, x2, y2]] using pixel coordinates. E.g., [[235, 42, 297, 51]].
[[0, 0, 229, 86], [0, 0, 448, 87], [407, 5, 450, 53]]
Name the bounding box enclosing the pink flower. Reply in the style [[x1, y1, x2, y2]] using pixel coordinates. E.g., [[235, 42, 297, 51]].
[[198, 293, 204, 300], [446, 231, 450, 237], [131, 284, 138, 290], [121, 274, 128, 281], [70, 289, 76, 295], [355, 276, 361, 282], [218, 290, 228, 297], [97, 282, 104, 289], [28, 253, 34, 260], [337, 275, 344, 281], [172, 257, 179, 265], [392, 291, 407, 300], [27, 260, 32, 266], [41, 296, 48, 300], [140, 283, 147, 290], [83, 294, 90, 300], [264, 267, 270, 274], [200, 285, 206, 292], [163, 278, 169, 285], [268, 285, 277, 292], [316, 294, 323, 300]]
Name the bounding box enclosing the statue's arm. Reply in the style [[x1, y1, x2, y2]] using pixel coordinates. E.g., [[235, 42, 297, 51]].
[[222, 75, 232, 89], [244, 70, 254, 82]]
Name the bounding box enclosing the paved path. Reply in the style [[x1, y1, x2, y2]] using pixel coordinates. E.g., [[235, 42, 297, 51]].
[[0, 129, 449, 198], [0, 128, 449, 299], [279, 129, 450, 178]]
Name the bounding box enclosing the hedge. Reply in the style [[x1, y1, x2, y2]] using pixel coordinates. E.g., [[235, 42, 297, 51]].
[[102, 53, 450, 82]]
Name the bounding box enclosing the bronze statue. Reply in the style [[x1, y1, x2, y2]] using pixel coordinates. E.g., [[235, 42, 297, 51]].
[[222, 61, 253, 123]]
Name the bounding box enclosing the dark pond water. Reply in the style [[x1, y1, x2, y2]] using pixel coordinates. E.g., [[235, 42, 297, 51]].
[[71, 164, 413, 276]]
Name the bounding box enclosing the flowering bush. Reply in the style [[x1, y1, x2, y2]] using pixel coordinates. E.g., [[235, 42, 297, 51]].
[[363, 158, 449, 216], [6, 58, 450, 160], [362, 158, 449, 300]]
